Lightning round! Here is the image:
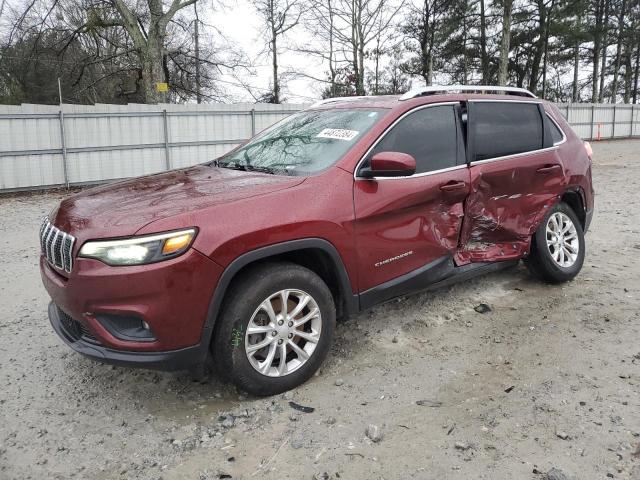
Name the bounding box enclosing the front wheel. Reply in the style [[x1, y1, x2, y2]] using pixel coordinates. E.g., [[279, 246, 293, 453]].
[[212, 262, 336, 396], [526, 202, 586, 283]]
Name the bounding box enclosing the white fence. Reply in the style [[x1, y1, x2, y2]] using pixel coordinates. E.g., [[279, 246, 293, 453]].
[[0, 103, 304, 192], [556, 103, 639, 140], [1, 102, 638, 192]]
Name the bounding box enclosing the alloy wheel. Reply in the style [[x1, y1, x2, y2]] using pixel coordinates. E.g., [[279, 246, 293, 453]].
[[545, 212, 579, 268], [245, 289, 322, 377]]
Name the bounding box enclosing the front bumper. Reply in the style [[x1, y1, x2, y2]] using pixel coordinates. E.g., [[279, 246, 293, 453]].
[[48, 302, 204, 370], [40, 247, 223, 355]]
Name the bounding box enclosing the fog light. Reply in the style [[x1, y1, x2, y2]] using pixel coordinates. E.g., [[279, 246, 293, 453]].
[[95, 314, 156, 342]]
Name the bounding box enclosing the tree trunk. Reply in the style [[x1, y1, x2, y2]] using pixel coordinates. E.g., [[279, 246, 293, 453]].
[[572, 11, 582, 102], [462, 5, 468, 84], [272, 35, 279, 103], [110, 0, 199, 104], [479, 0, 489, 84], [623, 42, 633, 103], [194, 3, 201, 104], [141, 39, 167, 104], [374, 42, 380, 94], [427, 10, 435, 85], [633, 45, 640, 104], [610, 0, 626, 103], [598, 0, 610, 102], [529, 0, 546, 93], [592, 0, 603, 102], [328, 0, 336, 97], [541, 0, 555, 99], [356, 0, 365, 95], [351, 1, 360, 95], [498, 0, 513, 86]]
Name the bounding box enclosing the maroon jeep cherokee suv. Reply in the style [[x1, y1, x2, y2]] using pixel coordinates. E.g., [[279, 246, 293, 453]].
[[40, 86, 594, 395]]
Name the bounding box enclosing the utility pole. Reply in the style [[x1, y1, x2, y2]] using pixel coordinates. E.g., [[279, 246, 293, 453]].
[[194, 3, 202, 104], [57, 78, 69, 189]]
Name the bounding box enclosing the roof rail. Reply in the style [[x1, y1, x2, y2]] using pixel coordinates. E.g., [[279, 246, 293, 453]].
[[309, 96, 371, 108], [399, 85, 537, 100]]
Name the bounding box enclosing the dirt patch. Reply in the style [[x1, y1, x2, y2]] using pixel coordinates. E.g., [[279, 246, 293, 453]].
[[1, 139, 640, 480]]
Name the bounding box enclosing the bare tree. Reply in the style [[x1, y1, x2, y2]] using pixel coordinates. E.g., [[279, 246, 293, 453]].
[[96, 0, 200, 103], [332, 0, 404, 95], [252, 0, 301, 103], [479, 0, 489, 84], [497, 0, 513, 85], [0, 0, 248, 104], [300, 0, 342, 97]]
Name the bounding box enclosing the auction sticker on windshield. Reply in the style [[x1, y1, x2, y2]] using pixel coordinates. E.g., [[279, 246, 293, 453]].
[[317, 128, 360, 141]]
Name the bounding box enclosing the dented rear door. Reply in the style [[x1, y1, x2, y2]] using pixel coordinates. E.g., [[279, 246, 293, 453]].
[[458, 100, 565, 264]]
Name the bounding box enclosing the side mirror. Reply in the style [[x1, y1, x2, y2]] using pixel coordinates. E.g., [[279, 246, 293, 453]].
[[363, 151, 416, 178]]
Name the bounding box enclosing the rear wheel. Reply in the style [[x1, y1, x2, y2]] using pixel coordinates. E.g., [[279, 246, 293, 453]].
[[526, 202, 585, 283], [212, 262, 335, 396]]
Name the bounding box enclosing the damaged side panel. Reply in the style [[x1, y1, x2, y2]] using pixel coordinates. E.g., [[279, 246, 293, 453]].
[[456, 149, 567, 264], [354, 168, 470, 292]]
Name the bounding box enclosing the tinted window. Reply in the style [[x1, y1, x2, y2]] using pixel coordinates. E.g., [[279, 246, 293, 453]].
[[471, 102, 543, 161], [367, 105, 459, 174], [548, 116, 565, 144]]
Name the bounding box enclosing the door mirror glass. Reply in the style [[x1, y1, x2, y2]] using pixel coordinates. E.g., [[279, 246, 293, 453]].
[[364, 151, 416, 178]]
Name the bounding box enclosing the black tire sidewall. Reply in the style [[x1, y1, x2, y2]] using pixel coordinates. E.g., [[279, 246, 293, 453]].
[[531, 202, 585, 283], [213, 263, 336, 396]]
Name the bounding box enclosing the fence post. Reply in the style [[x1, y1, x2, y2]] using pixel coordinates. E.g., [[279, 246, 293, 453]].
[[590, 104, 595, 140], [162, 109, 171, 170], [58, 110, 69, 188], [612, 104, 616, 138], [250, 108, 256, 136], [632, 105, 636, 138]]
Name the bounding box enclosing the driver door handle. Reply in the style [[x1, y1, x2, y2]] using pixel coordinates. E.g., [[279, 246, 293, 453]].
[[439, 181, 466, 192]]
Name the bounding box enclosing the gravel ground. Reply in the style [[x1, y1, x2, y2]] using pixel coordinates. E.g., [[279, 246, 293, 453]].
[[1, 139, 640, 480]]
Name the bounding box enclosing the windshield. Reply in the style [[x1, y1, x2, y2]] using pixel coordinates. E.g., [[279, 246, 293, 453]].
[[217, 108, 385, 175]]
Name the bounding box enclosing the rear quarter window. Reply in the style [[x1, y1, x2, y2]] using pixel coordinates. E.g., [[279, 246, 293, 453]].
[[470, 102, 544, 161], [547, 115, 565, 144]]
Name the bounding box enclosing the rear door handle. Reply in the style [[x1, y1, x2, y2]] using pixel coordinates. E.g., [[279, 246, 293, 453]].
[[536, 164, 561, 174], [439, 181, 466, 192]]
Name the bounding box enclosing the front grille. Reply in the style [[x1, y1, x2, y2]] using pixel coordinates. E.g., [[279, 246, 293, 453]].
[[40, 218, 75, 273], [57, 307, 101, 345]]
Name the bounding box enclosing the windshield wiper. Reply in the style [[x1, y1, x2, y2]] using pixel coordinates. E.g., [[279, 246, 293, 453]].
[[215, 162, 287, 175]]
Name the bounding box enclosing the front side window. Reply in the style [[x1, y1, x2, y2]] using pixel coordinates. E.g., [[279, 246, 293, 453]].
[[217, 108, 385, 175], [364, 105, 460, 174], [470, 102, 544, 161]]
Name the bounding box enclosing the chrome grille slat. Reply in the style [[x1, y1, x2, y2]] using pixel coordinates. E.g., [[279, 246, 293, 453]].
[[45, 225, 55, 261], [64, 235, 74, 272], [39, 218, 75, 273], [61, 232, 67, 271]]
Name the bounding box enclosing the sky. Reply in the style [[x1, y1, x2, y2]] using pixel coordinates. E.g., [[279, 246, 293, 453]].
[[206, 0, 336, 103]]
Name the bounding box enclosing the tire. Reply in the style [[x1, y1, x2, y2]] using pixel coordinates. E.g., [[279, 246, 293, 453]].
[[526, 202, 586, 284], [212, 262, 336, 396]]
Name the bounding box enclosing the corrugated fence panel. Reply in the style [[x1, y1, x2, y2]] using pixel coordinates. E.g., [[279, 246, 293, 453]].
[[0, 101, 638, 192]]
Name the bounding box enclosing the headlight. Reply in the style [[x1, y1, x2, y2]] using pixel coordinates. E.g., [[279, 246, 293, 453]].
[[78, 228, 197, 266]]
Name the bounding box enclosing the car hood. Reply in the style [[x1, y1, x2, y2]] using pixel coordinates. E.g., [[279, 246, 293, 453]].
[[51, 165, 306, 239]]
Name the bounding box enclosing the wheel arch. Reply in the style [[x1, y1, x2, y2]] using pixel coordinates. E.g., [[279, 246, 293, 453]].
[[200, 238, 359, 350], [560, 187, 587, 230]]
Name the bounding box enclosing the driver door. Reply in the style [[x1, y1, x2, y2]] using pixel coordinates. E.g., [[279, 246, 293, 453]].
[[353, 103, 470, 303]]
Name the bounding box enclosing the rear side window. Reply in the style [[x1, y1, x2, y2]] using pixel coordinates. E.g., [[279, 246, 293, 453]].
[[548, 116, 565, 144], [367, 105, 459, 174], [470, 102, 543, 161]]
